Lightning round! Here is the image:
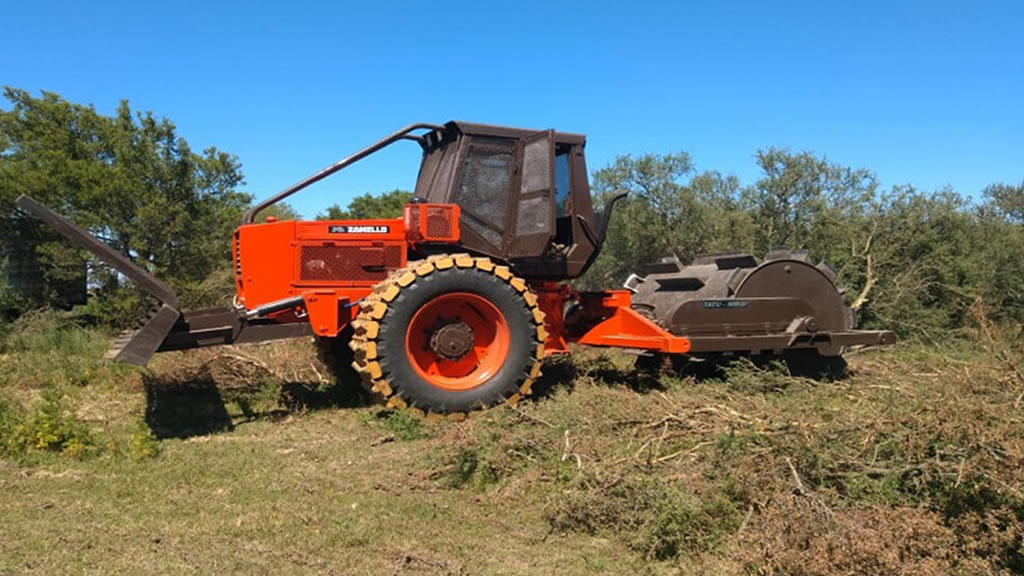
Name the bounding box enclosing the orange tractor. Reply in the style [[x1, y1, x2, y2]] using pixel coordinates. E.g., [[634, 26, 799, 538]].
[[18, 121, 894, 416]]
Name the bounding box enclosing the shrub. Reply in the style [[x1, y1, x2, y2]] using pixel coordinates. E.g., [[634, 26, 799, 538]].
[[129, 420, 160, 460], [4, 388, 94, 458], [644, 493, 742, 560], [0, 394, 19, 453]]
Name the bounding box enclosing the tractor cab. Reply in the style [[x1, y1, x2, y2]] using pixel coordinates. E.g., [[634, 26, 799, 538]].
[[242, 121, 622, 280], [413, 122, 621, 279]]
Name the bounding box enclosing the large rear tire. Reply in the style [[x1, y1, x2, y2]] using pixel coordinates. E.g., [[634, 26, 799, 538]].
[[349, 254, 546, 417]]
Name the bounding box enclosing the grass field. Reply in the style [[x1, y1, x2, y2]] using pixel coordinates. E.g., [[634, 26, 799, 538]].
[[2, 312, 1024, 575]]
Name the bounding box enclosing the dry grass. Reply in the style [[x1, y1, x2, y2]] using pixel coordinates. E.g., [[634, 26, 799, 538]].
[[2, 317, 1024, 574]]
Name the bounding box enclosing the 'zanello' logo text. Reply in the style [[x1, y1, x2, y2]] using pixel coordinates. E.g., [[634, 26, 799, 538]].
[[328, 225, 390, 234]]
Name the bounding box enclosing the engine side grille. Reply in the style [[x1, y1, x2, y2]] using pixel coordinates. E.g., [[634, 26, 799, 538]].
[[298, 244, 402, 283], [234, 233, 242, 275], [403, 203, 460, 244]]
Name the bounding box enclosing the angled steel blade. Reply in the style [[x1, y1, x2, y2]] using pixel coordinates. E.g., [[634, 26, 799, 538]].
[[16, 195, 178, 307], [107, 304, 181, 365], [16, 195, 183, 365]]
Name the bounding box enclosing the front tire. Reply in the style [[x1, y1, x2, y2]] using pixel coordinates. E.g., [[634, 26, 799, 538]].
[[350, 255, 546, 417]]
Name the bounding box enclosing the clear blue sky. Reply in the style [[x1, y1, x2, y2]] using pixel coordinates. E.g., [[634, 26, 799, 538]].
[[3, 0, 1022, 218]]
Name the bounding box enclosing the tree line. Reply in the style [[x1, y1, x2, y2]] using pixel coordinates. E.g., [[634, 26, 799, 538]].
[[2, 89, 1022, 339], [587, 150, 1024, 338]]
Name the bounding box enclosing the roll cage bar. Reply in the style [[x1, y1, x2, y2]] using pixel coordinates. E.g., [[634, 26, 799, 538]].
[[242, 123, 444, 224]]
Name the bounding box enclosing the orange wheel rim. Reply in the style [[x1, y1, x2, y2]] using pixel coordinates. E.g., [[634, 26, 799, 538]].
[[405, 292, 510, 391]]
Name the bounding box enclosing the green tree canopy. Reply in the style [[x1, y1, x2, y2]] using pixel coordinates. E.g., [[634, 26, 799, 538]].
[[256, 202, 301, 222], [317, 189, 411, 220], [584, 152, 752, 290], [982, 182, 1024, 224], [0, 88, 249, 322], [741, 148, 878, 255]]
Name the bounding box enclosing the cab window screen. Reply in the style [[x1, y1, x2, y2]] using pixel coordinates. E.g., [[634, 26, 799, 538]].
[[456, 137, 515, 246]]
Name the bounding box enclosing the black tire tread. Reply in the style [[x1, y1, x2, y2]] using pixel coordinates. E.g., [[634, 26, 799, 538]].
[[348, 253, 546, 419]]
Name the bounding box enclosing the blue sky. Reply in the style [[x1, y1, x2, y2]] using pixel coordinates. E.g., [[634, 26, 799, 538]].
[[3, 0, 1022, 218]]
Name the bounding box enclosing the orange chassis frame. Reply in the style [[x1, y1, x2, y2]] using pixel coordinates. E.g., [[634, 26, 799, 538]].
[[234, 203, 692, 357]]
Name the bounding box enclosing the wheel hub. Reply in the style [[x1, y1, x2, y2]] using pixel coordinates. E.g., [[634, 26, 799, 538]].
[[405, 291, 511, 391], [430, 320, 475, 360]]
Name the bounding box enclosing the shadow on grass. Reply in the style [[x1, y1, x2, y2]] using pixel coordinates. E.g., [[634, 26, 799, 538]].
[[144, 374, 234, 439], [527, 349, 851, 406], [143, 369, 371, 439], [530, 353, 666, 400], [636, 350, 850, 384], [279, 378, 374, 412]]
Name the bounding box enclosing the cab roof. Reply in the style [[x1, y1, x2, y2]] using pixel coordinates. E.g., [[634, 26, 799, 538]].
[[442, 121, 587, 146]]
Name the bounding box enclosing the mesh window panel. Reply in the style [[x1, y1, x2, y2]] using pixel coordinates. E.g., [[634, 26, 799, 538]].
[[521, 138, 551, 194], [510, 233, 553, 256], [463, 214, 502, 248], [456, 140, 513, 231], [515, 195, 551, 236], [299, 245, 402, 283]]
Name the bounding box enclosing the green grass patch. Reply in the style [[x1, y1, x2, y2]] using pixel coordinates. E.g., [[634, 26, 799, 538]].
[[358, 408, 431, 441], [0, 309, 134, 390], [547, 473, 743, 560], [442, 445, 501, 489], [220, 376, 285, 420]]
